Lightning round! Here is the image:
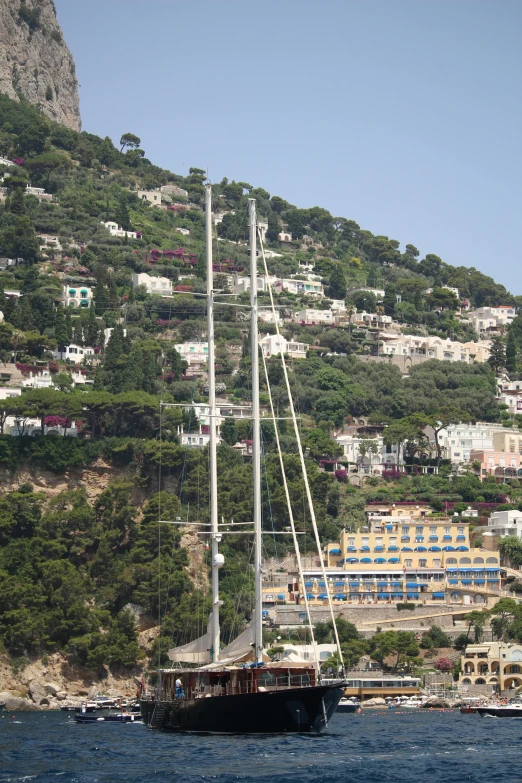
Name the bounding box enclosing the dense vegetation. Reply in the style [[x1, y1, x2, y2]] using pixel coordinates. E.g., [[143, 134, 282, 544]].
[[0, 92, 521, 670]]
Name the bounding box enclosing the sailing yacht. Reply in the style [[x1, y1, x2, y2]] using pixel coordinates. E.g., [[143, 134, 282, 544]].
[[139, 187, 345, 733]]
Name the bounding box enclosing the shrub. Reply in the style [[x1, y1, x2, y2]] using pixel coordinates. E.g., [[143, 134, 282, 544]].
[[434, 656, 453, 671], [397, 602, 416, 612], [18, 5, 41, 30]]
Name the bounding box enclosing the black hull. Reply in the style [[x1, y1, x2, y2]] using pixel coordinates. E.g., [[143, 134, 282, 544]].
[[141, 684, 344, 734], [477, 707, 522, 718]]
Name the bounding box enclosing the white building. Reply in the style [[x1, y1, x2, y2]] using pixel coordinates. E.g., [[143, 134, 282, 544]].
[[278, 231, 293, 244], [379, 334, 491, 364], [352, 311, 393, 328], [25, 184, 52, 202], [346, 286, 385, 299], [53, 344, 96, 364], [174, 342, 208, 370], [232, 274, 324, 298], [137, 189, 162, 205], [62, 285, 93, 309], [294, 308, 333, 325], [259, 334, 308, 359], [335, 433, 403, 473], [39, 234, 62, 251], [161, 184, 189, 199], [0, 157, 14, 167], [101, 221, 139, 240], [258, 309, 281, 325], [132, 272, 173, 296], [437, 423, 495, 464], [425, 285, 460, 298], [485, 510, 522, 538], [464, 306, 516, 335]]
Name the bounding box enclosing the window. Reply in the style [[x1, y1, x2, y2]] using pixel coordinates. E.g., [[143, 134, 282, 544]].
[[419, 559, 427, 568], [362, 537, 369, 546], [430, 527, 437, 535], [405, 559, 412, 568], [458, 527, 464, 535], [402, 527, 409, 535], [348, 537, 355, 546], [433, 559, 441, 568], [444, 527, 451, 535], [376, 537, 383, 546], [416, 526, 423, 535]]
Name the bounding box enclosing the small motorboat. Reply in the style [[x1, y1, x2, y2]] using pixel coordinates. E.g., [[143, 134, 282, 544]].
[[336, 697, 361, 713], [477, 696, 522, 718], [74, 712, 142, 724], [401, 697, 425, 709]]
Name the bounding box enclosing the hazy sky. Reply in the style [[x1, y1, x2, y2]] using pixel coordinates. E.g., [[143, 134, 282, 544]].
[[55, 0, 522, 293]]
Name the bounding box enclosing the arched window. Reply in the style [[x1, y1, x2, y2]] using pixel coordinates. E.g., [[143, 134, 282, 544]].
[[475, 678, 486, 684], [459, 557, 471, 564], [446, 557, 458, 564], [473, 557, 484, 564], [486, 557, 498, 564]]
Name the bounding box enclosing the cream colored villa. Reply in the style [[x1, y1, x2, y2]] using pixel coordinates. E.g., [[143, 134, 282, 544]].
[[460, 642, 522, 692]]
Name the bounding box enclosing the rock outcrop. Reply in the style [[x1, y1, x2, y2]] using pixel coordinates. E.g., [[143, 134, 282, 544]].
[[0, 0, 81, 130]]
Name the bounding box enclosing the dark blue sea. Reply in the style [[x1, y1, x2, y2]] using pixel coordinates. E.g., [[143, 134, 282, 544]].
[[0, 709, 517, 783]]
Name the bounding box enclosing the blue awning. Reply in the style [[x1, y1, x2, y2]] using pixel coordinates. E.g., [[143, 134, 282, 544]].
[[277, 594, 286, 600], [347, 546, 357, 551], [488, 578, 500, 582], [401, 547, 413, 552], [334, 582, 345, 587], [388, 546, 399, 551], [378, 593, 390, 599], [329, 548, 340, 554], [374, 558, 386, 564], [443, 536, 452, 540], [318, 582, 326, 587], [407, 593, 419, 598], [432, 592, 445, 598], [443, 546, 455, 551], [456, 546, 469, 551], [374, 547, 385, 552], [388, 558, 400, 563], [415, 546, 427, 552], [472, 568, 484, 572], [361, 546, 371, 551], [459, 568, 471, 572], [429, 536, 439, 541], [461, 579, 472, 584], [347, 558, 359, 563], [318, 593, 328, 599], [391, 582, 403, 587], [304, 594, 314, 599], [429, 546, 441, 552], [406, 583, 419, 588], [333, 593, 347, 600], [448, 579, 458, 584], [486, 568, 499, 572], [304, 582, 314, 587], [474, 580, 485, 585], [360, 558, 372, 563], [377, 582, 389, 587], [446, 567, 458, 572]]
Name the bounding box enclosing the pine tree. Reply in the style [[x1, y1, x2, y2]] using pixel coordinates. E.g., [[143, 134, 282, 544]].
[[328, 265, 347, 299], [115, 197, 131, 231], [86, 304, 99, 346], [488, 338, 506, 374], [506, 329, 517, 374], [9, 188, 26, 215], [383, 286, 397, 316], [221, 418, 237, 446], [54, 307, 68, 355], [65, 309, 73, 341]]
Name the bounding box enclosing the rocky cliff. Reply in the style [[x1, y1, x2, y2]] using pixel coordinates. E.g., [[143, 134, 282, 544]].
[[0, 0, 80, 130]]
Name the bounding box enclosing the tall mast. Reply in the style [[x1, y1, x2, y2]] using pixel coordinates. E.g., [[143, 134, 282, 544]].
[[249, 198, 263, 662], [206, 183, 220, 662]]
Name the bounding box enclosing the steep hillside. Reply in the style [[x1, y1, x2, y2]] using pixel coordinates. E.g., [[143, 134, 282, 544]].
[[0, 0, 80, 130]]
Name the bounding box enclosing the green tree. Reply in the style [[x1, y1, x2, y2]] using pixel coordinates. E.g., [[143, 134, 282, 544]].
[[54, 307, 69, 354], [464, 610, 487, 643], [488, 338, 506, 374], [119, 133, 141, 153], [506, 329, 517, 374], [328, 265, 347, 299]]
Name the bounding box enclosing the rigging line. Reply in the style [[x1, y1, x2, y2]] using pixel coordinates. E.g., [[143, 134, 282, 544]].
[[260, 343, 319, 675], [158, 400, 163, 665], [258, 227, 345, 677], [260, 426, 278, 561]]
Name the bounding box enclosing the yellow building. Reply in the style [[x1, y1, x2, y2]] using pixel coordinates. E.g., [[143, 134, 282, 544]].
[[460, 642, 522, 692], [298, 515, 501, 606]]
